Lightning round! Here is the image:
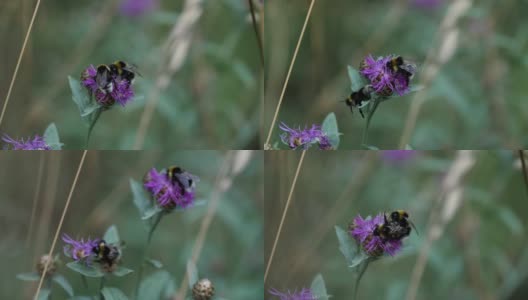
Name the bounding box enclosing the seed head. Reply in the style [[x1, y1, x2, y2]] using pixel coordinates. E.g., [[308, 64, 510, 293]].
[[192, 278, 215, 300], [36, 255, 57, 277]]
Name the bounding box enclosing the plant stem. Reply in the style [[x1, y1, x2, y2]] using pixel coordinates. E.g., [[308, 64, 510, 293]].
[[80, 274, 88, 290], [85, 107, 102, 148], [99, 276, 106, 300], [361, 99, 380, 148], [248, 0, 264, 68], [352, 259, 370, 300], [134, 212, 163, 298]]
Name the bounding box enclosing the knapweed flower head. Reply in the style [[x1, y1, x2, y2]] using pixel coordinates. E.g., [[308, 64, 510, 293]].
[[36, 254, 58, 276], [382, 150, 418, 164], [119, 0, 158, 17], [279, 122, 332, 150], [413, 0, 444, 9], [81, 64, 135, 108], [2, 134, 51, 150], [62, 234, 99, 263], [269, 288, 316, 300], [143, 167, 197, 210], [360, 55, 412, 96], [349, 214, 402, 257]]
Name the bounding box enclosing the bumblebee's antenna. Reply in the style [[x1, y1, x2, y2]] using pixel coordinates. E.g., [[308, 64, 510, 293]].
[[409, 220, 419, 236]]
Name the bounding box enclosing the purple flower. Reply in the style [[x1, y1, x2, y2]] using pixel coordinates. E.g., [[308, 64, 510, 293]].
[[143, 168, 197, 210], [119, 0, 158, 17], [111, 78, 135, 106], [279, 122, 333, 150], [269, 288, 316, 300], [2, 134, 51, 150], [62, 234, 99, 263], [413, 0, 443, 9], [382, 150, 418, 164], [349, 214, 402, 257], [360, 55, 411, 96], [80, 64, 135, 108]]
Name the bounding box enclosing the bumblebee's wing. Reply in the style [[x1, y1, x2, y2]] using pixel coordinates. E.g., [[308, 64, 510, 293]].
[[124, 63, 142, 77], [95, 68, 110, 89], [174, 172, 200, 191]]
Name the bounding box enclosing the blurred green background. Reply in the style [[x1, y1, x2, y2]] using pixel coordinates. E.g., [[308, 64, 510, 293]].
[[264, 0, 528, 149], [265, 150, 528, 299], [0, 0, 261, 149], [0, 150, 263, 299]]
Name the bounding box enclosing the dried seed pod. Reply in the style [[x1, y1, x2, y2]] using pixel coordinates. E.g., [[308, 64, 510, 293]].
[[192, 278, 215, 300], [37, 255, 57, 277]]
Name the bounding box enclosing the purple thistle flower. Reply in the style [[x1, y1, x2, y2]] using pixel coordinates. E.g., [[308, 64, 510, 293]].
[[2, 134, 51, 150], [62, 234, 99, 263], [143, 168, 197, 210], [269, 288, 317, 300], [81, 65, 98, 93], [349, 214, 403, 257], [360, 55, 410, 96], [111, 78, 134, 106], [119, 0, 158, 17], [80, 64, 135, 108], [413, 0, 444, 9], [381, 150, 418, 164], [279, 122, 333, 150]]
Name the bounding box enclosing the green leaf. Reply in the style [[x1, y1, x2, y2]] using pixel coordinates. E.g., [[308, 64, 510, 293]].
[[43, 123, 62, 150], [68, 76, 92, 122], [16, 272, 40, 281], [146, 258, 163, 269], [141, 206, 163, 220], [335, 226, 358, 266], [138, 270, 173, 300], [36, 288, 51, 300], [112, 266, 133, 277], [67, 297, 92, 300], [103, 225, 120, 245], [186, 260, 199, 289], [53, 274, 74, 296], [130, 178, 152, 218], [66, 261, 104, 278], [310, 274, 329, 300], [348, 65, 367, 92], [405, 144, 413, 150], [321, 112, 340, 149], [362, 144, 380, 150], [100, 287, 129, 300]]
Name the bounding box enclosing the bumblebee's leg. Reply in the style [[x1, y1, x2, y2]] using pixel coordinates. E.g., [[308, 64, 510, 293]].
[[359, 108, 365, 118]]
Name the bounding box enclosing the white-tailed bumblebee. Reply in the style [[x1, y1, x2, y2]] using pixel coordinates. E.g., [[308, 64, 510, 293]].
[[343, 85, 374, 118], [108, 60, 140, 82], [373, 210, 417, 241], [166, 166, 199, 195], [386, 56, 416, 86], [93, 240, 121, 271]]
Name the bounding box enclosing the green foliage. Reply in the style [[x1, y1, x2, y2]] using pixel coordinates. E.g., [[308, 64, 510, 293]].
[[16, 272, 40, 281], [53, 274, 74, 297], [104, 225, 120, 245], [347, 66, 367, 92], [66, 262, 104, 278], [335, 226, 369, 268], [310, 274, 329, 300], [321, 112, 340, 149], [68, 76, 100, 125], [43, 123, 63, 150], [100, 287, 129, 300], [138, 270, 174, 300]]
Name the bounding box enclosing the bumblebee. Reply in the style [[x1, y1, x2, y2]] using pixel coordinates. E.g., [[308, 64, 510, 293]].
[[94, 65, 114, 95], [93, 240, 121, 268], [373, 210, 417, 241], [166, 166, 199, 195], [386, 56, 416, 86], [108, 60, 140, 82], [343, 85, 374, 118]]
